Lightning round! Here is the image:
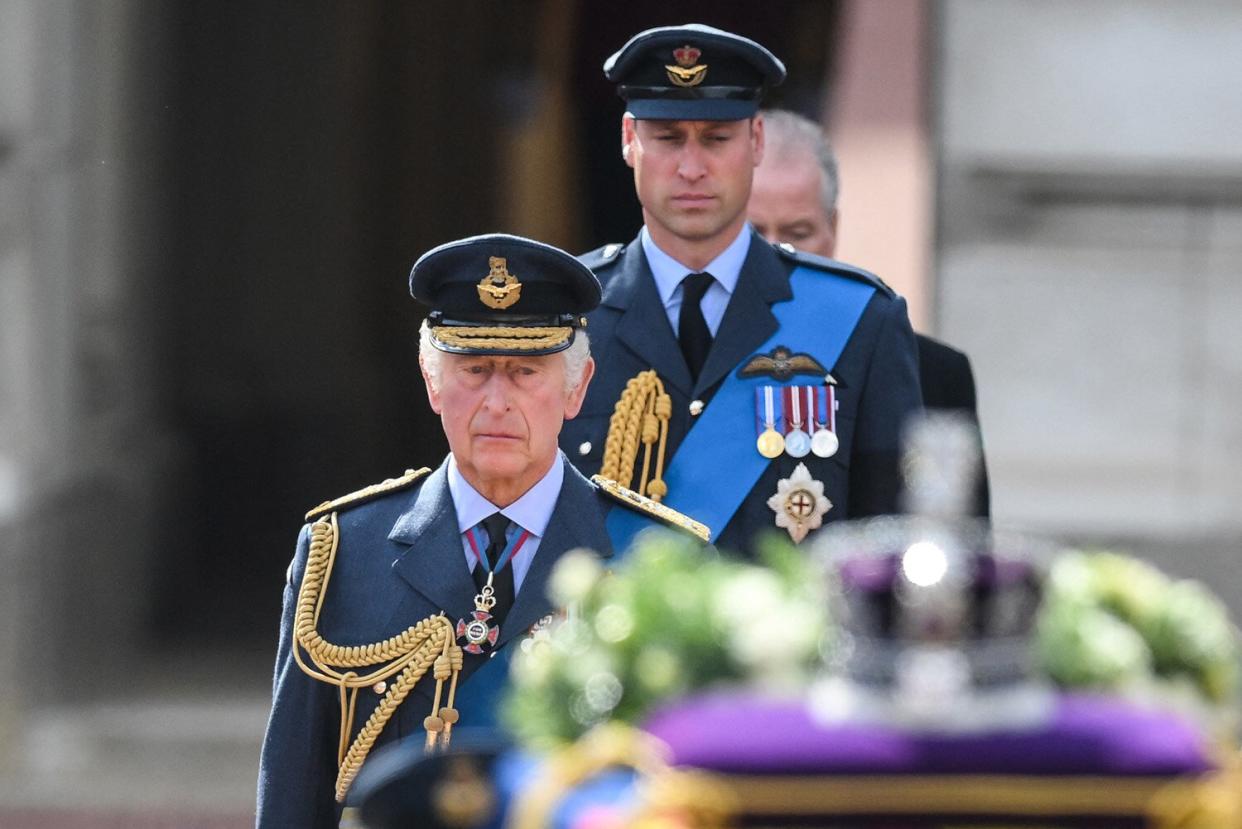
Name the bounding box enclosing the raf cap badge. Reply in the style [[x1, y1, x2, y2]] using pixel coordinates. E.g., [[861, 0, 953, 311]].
[[666, 44, 707, 87], [604, 24, 786, 121], [477, 256, 522, 310], [767, 462, 831, 543]]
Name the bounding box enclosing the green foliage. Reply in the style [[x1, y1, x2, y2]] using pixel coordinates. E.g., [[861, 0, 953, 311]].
[[1038, 551, 1241, 708], [505, 538, 1240, 750], [503, 530, 828, 749]]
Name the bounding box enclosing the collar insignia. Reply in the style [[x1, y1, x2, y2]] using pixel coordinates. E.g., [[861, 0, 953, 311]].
[[520, 612, 562, 655], [477, 256, 522, 309], [737, 346, 828, 381], [666, 44, 707, 87]]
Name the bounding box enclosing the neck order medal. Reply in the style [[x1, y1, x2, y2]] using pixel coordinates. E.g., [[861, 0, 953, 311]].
[[457, 575, 501, 655]]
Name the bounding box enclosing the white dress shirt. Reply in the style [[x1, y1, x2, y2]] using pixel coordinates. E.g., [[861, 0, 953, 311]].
[[640, 223, 753, 336], [447, 452, 565, 593]]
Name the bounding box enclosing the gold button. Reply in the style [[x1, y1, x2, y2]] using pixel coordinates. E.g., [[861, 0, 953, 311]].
[[578, 441, 592, 456], [373, 681, 387, 695], [689, 400, 705, 416]]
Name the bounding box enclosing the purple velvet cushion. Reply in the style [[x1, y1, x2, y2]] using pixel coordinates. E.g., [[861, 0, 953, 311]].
[[642, 691, 1214, 777]]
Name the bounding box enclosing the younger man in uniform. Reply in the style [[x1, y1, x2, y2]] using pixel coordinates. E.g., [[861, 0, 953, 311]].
[[560, 24, 923, 554]]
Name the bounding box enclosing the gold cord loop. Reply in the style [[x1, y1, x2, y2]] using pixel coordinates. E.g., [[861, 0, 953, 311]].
[[600, 369, 672, 502], [291, 512, 463, 802]]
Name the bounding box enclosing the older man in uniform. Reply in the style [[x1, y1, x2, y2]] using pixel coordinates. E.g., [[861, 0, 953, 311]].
[[256, 234, 706, 828], [560, 24, 923, 555], [748, 108, 990, 517]]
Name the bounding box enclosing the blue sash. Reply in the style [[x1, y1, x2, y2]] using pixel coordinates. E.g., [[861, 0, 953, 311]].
[[607, 266, 875, 547]]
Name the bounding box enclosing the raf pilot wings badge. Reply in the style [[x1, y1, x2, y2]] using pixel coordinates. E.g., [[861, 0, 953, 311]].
[[737, 345, 828, 382]]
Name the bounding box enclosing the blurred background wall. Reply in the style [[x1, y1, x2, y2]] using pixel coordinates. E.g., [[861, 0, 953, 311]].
[[0, 0, 1238, 824]]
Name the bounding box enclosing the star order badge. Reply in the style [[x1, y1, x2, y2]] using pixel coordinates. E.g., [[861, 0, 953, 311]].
[[476, 256, 522, 309], [767, 462, 831, 543]]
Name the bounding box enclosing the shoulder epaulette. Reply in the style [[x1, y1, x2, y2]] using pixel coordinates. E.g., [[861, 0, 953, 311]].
[[772, 242, 895, 297], [577, 242, 626, 271], [591, 475, 710, 543], [305, 467, 432, 521]]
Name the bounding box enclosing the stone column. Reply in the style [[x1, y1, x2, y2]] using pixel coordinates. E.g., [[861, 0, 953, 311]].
[[0, 0, 172, 766]]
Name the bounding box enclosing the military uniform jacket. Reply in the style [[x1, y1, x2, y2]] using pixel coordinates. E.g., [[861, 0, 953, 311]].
[[561, 232, 923, 555], [256, 456, 665, 828]]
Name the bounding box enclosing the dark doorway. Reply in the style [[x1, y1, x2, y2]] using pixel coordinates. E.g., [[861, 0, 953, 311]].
[[143, 1, 838, 657]]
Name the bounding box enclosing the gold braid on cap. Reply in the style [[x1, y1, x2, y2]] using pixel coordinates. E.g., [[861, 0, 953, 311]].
[[431, 325, 572, 351], [599, 369, 671, 501], [292, 513, 464, 802]]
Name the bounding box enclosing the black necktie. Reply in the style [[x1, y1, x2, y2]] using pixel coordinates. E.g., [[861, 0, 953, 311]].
[[473, 513, 515, 625], [678, 272, 715, 381]]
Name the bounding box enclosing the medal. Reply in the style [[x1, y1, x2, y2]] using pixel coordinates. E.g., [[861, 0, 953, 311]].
[[756, 385, 785, 458], [810, 385, 839, 458], [784, 386, 811, 458], [520, 612, 560, 654], [456, 524, 530, 655], [766, 462, 832, 543], [785, 429, 811, 458], [811, 429, 838, 458], [456, 579, 500, 655]]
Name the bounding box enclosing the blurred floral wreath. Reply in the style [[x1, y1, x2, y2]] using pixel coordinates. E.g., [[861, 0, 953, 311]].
[[1038, 550, 1241, 735], [504, 531, 828, 748], [505, 532, 1241, 748]]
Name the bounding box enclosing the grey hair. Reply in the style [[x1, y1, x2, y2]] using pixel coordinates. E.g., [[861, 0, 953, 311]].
[[419, 320, 591, 394], [760, 108, 840, 213]]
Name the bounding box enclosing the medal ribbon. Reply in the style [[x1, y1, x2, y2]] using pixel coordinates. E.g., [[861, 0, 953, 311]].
[[465, 524, 531, 577], [607, 266, 875, 546], [755, 385, 784, 439], [786, 386, 804, 434], [820, 385, 836, 433]]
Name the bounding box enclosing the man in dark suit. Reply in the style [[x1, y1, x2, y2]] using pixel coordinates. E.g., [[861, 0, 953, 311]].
[[747, 109, 990, 517], [256, 234, 706, 828], [560, 25, 923, 555]]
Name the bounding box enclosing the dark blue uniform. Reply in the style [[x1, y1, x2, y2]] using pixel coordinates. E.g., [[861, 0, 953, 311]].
[[560, 233, 923, 555], [256, 457, 692, 828]]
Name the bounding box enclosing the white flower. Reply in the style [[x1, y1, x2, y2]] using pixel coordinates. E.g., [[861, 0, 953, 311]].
[[713, 568, 784, 628], [719, 572, 824, 685], [549, 548, 604, 605], [594, 603, 635, 644], [634, 646, 681, 695], [511, 641, 555, 686]]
